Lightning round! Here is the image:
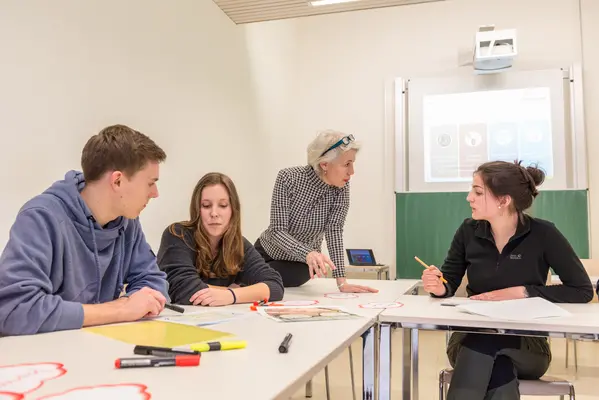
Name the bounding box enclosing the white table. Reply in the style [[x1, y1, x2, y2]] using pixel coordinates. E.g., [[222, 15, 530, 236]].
[[0, 279, 420, 400], [282, 278, 420, 318], [378, 295, 599, 400], [282, 278, 420, 399]]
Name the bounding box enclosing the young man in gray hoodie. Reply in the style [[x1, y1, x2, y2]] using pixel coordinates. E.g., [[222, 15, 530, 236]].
[[0, 124, 170, 336]]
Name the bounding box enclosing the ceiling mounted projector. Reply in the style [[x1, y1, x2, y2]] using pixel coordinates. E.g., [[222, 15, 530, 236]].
[[473, 25, 517, 74]]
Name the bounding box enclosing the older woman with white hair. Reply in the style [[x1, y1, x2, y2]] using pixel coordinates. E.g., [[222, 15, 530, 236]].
[[254, 130, 378, 293]]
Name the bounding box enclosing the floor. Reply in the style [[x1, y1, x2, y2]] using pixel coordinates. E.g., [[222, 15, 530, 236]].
[[290, 332, 598, 399]]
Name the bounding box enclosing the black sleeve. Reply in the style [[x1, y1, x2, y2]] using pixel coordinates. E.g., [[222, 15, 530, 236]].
[[525, 223, 594, 303], [157, 225, 208, 305], [433, 220, 469, 298], [240, 238, 285, 301]]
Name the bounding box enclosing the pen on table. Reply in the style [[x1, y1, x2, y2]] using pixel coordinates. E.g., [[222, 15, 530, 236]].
[[134, 345, 200, 357], [414, 256, 448, 283], [164, 303, 185, 313], [115, 355, 200, 369], [278, 333, 293, 354], [189, 340, 247, 352]]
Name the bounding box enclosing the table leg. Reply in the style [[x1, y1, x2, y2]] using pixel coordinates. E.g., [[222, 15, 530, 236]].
[[411, 328, 419, 399], [305, 380, 313, 397], [362, 325, 376, 400], [401, 327, 412, 400], [378, 323, 392, 400]]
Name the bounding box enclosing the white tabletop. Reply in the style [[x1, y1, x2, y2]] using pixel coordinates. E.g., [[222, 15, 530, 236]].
[[281, 278, 420, 317], [0, 308, 372, 399], [379, 295, 599, 336], [0, 279, 420, 400]]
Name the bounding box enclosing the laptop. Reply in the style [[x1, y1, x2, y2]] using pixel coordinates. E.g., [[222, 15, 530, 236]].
[[346, 249, 382, 266]]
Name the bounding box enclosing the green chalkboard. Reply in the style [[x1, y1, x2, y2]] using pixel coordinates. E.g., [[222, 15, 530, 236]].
[[395, 190, 589, 279]]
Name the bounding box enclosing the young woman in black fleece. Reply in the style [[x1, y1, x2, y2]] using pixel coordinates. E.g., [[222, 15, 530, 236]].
[[422, 160, 593, 400], [157, 173, 284, 306]]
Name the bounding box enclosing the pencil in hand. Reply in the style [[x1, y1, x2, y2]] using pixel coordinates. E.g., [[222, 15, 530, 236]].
[[414, 256, 448, 284]]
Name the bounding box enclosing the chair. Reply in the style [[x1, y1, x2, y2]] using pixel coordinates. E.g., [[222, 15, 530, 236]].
[[439, 368, 575, 399]]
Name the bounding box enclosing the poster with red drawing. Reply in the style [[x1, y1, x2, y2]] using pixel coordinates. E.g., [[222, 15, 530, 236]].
[[37, 383, 150, 399], [0, 363, 65, 396]]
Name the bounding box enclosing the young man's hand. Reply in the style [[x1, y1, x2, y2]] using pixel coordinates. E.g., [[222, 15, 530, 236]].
[[121, 287, 167, 320]]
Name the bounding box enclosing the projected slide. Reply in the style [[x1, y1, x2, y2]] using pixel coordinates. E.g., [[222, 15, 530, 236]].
[[423, 87, 553, 183]]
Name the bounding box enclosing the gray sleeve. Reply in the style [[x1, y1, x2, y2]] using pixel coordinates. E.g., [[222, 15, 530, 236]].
[[240, 238, 284, 301], [0, 208, 84, 335], [157, 225, 208, 305]]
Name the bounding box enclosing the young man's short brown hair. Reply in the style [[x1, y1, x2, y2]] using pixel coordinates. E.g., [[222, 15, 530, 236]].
[[81, 124, 167, 182]]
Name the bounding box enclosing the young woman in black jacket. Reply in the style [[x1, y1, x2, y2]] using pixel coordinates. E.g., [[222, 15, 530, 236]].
[[422, 160, 593, 400]]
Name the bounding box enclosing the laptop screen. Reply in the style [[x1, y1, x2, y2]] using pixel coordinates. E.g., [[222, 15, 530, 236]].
[[347, 249, 375, 265]]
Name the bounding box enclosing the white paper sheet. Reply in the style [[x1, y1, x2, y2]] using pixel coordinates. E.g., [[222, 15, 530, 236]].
[[455, 297, 571, 321], [152, 310, 248, 327]]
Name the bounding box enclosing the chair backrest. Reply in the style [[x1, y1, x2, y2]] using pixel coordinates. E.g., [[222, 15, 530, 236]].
[[454, 275, 469, 298], [580, 259, 599, 303], [580, 259, 599, 276]]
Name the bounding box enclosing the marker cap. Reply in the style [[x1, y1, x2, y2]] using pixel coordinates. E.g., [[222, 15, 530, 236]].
[[176, 355, 201, 366]]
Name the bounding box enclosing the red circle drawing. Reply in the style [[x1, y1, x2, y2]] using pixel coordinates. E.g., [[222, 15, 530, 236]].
[[358, 302, 404, 309], [37, 383, 151, 399], [324, 293, 358, 299], [0, 392, 24, 400], [0, 362, 66, 396]]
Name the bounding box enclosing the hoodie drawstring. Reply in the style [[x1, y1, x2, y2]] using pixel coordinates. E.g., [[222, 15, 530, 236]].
[[117, 226, 125, 297], [87, 216, 102, 304]]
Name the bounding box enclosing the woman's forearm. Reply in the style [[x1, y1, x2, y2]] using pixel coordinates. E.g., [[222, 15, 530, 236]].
[[231, 283, 270, 304]]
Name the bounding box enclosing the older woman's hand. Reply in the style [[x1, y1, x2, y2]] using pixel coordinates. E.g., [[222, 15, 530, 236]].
[[306, 251, 336, 278]]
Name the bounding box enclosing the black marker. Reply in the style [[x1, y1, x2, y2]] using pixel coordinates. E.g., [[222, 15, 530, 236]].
[[134, 345, 200, 357], [165, 303, 185, 313], [279, 333, 293, 353], [115, 355, 199, 369]]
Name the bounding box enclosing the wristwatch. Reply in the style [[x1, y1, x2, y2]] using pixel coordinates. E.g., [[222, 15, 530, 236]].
[[523, 287, 529, 298]]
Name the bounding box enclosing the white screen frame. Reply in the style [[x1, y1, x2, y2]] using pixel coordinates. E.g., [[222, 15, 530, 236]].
[[395, 68, 586, 193]]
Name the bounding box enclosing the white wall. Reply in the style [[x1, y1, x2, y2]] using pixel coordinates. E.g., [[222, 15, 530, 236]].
[[244, 0, 597, 276], [1, 0, 597, 270], [0, 0, 263, 251], [581, 0, 599, 256]]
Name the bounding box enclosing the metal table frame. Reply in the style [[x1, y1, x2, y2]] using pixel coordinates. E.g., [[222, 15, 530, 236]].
[[377, 322, 599, 400]]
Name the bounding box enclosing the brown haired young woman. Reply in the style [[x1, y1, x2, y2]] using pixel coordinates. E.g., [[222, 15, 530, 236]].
[[421, 160, 593, 400], [158, 172, 284, 306]]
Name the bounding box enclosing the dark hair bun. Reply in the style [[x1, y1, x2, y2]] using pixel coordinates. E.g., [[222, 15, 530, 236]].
[[526, 166, 546, 187]]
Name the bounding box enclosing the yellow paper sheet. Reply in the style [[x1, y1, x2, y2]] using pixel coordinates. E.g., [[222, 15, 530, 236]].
[[84, 320, 231, 347]]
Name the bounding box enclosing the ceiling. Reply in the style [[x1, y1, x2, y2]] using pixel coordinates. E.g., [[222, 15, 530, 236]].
[[212, 0, 446, 24]]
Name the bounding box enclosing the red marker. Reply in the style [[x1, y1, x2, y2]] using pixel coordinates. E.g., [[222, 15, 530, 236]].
[[115, 355, 200, 369], [250, 298, 270, 311]]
